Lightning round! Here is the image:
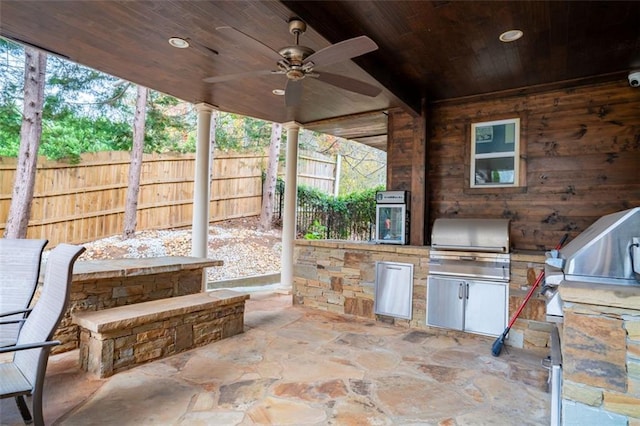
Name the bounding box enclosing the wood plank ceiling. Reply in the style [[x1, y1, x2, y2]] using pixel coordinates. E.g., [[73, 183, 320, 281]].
[[1, 1, 639, 151]]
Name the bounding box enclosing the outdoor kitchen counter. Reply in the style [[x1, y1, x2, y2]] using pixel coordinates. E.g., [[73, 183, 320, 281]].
[[294, 240, 551, 349], [557, 280, 640, 423], [295, 239, 546, 259], [559, 279, 640, 310], [294, 239, 432, 255]]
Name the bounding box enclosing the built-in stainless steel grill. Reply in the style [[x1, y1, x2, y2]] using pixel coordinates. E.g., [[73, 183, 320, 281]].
[[427, 218, 511, 336], [543, 207, 639, 426], [543, 207, 640, 322]]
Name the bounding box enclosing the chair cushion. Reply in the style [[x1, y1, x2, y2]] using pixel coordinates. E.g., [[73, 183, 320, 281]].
[[0, 362, 32, 398]]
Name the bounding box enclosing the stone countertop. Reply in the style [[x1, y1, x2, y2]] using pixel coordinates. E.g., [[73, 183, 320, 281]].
[[559, 280, 640, 311], [71, 256, 223, 281], [295, 239, 545, 261], [295, 239, 430, 254]]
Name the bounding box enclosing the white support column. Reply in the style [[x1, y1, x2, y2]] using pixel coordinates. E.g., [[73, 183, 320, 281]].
[[333, 153, 342, 197], [192, 103, 216, 259], [281, 122, 301, 289]]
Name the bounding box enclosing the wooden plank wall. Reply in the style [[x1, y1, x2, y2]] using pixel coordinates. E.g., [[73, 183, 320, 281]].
[[390, 79, 640, 250], [387, 109, 427, 245]]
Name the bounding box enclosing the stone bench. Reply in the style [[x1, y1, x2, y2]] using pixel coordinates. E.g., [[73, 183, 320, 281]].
[[72, 289, 249, 378], [54, 256, 223, 353]]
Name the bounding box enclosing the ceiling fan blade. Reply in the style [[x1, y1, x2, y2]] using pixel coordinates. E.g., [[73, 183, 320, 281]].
[[203, 69, 279, 84], [313, 72, 382, 97], [216, 26, 283, 62], [285, 79, 303, 107], [305, 36, 378, 68]]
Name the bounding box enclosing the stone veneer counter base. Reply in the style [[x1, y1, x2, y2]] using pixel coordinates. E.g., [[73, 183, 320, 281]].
[[293, 239, 548, 349], [559, 281, 640, 424]]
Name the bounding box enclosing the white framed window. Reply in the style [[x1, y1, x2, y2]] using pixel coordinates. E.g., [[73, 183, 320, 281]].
[[470, 118, 520, 188]]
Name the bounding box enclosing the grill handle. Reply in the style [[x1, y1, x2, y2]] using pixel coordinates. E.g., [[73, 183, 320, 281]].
[[431, 244, 507, 253]]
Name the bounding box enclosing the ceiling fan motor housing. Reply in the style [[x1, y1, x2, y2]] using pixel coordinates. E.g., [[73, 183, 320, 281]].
[[279, 19, 315, 80], [288, 18, 307, 35], [278, 45, 314, 64]]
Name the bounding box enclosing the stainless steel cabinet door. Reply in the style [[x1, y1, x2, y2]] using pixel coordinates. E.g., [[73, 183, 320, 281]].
[[375, 262, 413, 319], [426, 276, 464, 330], [464, 280, 507, 336]]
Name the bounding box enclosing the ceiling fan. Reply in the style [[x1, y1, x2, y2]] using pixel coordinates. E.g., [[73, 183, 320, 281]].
[[203, 18, 382, 107]]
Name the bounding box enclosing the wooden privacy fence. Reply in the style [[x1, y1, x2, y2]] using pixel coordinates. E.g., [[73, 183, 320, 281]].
[[296, 151, 337, 195], [0, 150, 337, 246]]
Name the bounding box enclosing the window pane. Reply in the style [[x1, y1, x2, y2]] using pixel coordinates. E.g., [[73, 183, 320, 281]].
[[474, 157, 515, 185], [475, 123, 516, 155]]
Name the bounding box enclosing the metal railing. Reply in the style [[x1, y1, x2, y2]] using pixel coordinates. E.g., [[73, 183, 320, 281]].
[[273, 181, 374, 241]]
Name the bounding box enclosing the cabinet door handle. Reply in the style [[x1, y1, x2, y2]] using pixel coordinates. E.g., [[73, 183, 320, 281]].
[[466, 283, 469, 299], [458, 283, 464, 299]]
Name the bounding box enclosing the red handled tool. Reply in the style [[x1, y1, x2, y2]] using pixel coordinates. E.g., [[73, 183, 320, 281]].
[[491, 233, 568, 357]]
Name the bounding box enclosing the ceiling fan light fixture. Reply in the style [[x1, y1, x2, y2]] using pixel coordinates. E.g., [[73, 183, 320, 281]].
[[272, 89, 285, 96], [499, 29, 523, 43], [168, 37, 190, 48]]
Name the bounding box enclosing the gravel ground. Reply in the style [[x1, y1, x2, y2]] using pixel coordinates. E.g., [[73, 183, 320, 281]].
[[71, 217, 282, 282]]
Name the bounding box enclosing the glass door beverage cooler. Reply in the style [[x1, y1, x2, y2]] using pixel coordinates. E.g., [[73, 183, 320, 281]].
[[375, 191, 410, 245]]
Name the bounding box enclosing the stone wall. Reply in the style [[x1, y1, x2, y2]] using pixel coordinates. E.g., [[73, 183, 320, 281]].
[[294, 240, 548, 348], [560, 282, 640, 425], [294, 241, 429, 328]]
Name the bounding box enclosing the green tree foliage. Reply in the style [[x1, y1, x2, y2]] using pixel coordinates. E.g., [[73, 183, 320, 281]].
[[215, 113, 276, 152], [143, 91, 194, 153], [0, 39, 196, 161], [0, 101, 21, 156], [1, 38, 383, 194]]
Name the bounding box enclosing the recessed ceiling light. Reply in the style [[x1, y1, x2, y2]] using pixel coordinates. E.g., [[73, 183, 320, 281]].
[[168, 37, 190, 48], [272, 89, 285, 96], [499, 29, 523, 43]]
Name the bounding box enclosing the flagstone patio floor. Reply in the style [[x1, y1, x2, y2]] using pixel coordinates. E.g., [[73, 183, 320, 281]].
[[1, 290, 550, 425]]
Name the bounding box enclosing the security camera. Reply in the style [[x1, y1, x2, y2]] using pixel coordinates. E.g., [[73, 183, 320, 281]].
[[629, 71, 640, 88]]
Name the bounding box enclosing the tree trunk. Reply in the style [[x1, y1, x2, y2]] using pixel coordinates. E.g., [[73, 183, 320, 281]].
[[4, 47, 47, 239], [123, 85, 148, 239], [258, 122, 282, 231]]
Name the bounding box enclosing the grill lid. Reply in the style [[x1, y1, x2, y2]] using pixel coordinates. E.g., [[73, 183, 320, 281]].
[[431, 218, 510, 253], [560, 207, 640, 285]]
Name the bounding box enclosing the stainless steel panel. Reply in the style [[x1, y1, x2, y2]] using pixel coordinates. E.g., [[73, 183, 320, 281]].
[[561, 207, 640, 285], [549, 326, 562, 426], [429, 250, 510, 282], [431, 218, 510, 253], [464, 280, 508, 336], [550, 365, 562, 426], [375, 262, 413, 319], [427, 276, 464, 330]]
